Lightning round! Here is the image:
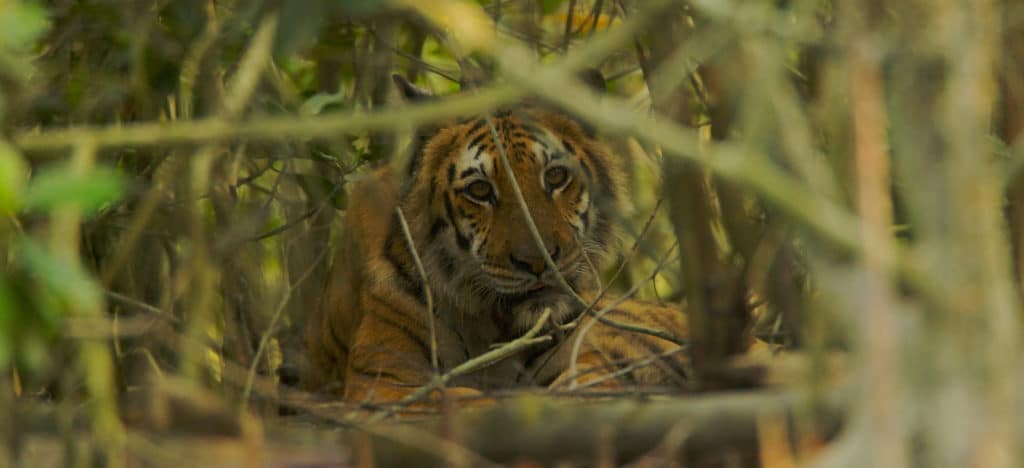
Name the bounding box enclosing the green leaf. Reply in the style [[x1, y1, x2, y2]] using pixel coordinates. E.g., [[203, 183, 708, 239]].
[[0, 2, 50, 51], [16, 237, 102, 313], [299, 90, 348, 116], [0, 140, 27, 213], [538, 0, 566, 14], [23, 165, 126, 215]]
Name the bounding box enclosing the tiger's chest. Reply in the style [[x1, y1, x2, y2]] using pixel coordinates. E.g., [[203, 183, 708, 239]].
[[431, 301, 560, 389]]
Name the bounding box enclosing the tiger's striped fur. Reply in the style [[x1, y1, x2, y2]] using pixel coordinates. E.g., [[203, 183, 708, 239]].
[[302, 79, 689, 404]]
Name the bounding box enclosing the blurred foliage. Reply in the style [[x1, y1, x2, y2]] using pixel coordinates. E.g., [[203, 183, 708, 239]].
[[1, 0, 1023, 466]]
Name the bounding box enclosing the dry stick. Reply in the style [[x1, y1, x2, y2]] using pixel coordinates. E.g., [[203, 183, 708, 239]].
[[55, 139, 127, 468], [105, 291, 179, 323], [567, 242, 682, 389], [570, 346, 688, 392], [222, 14, 278, 118], [849, 42, 906, 468], [395, 207, 439, 374], [647, 28, 733, 114], [485, 117, 684, 345], [240, 247, 328, 411], [373, 38, 461, 83], [583, 197, 665, 317], [588, 0, 605, 36], [563, 0, 578, 52], [249, 182, 343, 242], [178, 0, 238, 120], [285, 401, 504, 468], [368, 308, 554, 422]]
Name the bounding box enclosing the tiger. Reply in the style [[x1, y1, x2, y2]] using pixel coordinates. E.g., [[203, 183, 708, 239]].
[[301, 73, 691, 406]]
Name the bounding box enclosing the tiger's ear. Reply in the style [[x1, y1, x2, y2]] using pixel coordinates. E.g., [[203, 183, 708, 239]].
[[393, 74, 435, 102]]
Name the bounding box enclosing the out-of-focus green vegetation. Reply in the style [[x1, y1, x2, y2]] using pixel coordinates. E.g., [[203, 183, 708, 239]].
[[1, 0, 1024, 466]]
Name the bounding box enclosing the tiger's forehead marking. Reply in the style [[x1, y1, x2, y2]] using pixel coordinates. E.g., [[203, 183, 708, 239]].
[[531, 129, 570, 165], [456, 145, 493, 179], [452, 116, 567, 183]]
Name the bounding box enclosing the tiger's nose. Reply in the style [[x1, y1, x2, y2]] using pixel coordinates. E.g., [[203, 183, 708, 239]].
[[510, 246, 560, 276]]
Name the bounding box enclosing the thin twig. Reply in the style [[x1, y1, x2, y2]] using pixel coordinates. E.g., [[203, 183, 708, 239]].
[[588, 0, 605, 36], [563, 0, 578, 52], [395, 207, 439, 374], [105, 290, 179, 324], [566, 346, 688, 392], [591, 197, 665, 307], [240, 248, 328, 411], [369, 308, 554, 422], [567, 242, 682, 388], [249, 182, 343, 242]]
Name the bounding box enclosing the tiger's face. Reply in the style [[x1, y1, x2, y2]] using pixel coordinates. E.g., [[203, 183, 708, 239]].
[[400, 96, 623, 329]]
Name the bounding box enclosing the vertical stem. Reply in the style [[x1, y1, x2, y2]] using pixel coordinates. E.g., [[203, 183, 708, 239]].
[[941, 1, 1020, 464], [849, 45, 907, 468], [53, 139, 126, 468], [562, 0, 578, 52]]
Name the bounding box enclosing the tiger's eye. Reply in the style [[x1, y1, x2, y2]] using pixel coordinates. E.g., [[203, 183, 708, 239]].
[[466, 180, 494, 201], [544, 166, 570, 188]]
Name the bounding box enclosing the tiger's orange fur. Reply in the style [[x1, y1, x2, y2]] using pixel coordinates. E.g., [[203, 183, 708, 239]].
[[302, 77, 689, 405]]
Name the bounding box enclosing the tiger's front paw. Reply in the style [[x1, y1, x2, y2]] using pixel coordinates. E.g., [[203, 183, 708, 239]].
[[508, 292, 576, 333]]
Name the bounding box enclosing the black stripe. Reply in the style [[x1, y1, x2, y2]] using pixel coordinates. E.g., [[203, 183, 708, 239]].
[[562, 139, 576, 154], [427, 218, 448, 240], [592, 214, 611, 247], [579, 158, 594, 182], [584, 150, 615, 200], [443, 194, 458, 225], [437, 247, 456, 278], [405, 128, 441, 177], [467, 118, 487, 135], [326, 318, 350, 353], [633, 335, 689, 379], [447, 163, 456, 184], [455, 230, 472, 251], [367, 306, 433, 359], [444, 195, 472, 251], [645, 308, 683, 337], [468, 130, 489, 149], [522, 124, 545, 137], [459, 167, 480, 179], [348, 366, 415, 384], [383, 230, 426, 303]]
